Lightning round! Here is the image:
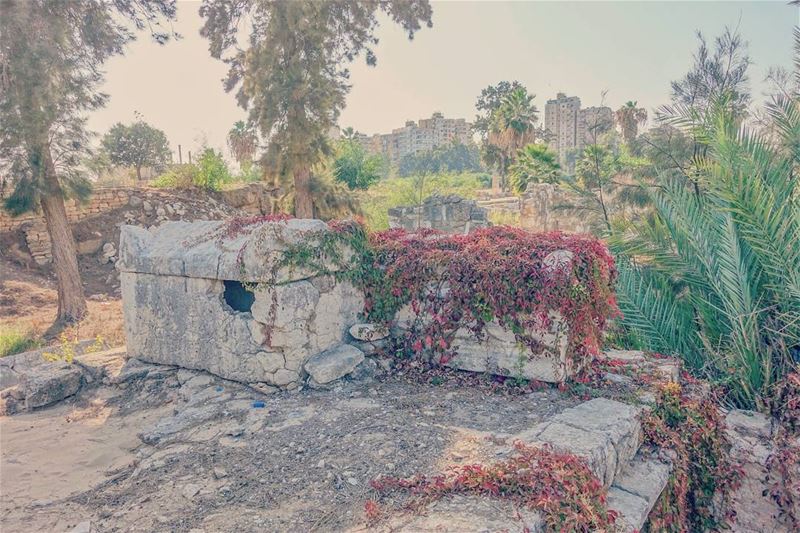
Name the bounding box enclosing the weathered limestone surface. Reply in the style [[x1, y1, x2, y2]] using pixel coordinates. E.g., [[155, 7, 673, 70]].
[[446, 318, 570, 383], [725, 409, 799, 533], [607, 456, 672, 532], [118, 219, 339, 283], [119, 220, 364, 388], [516, 398, 643, 486]]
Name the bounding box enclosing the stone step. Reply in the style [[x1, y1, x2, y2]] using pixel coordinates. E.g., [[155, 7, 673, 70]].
[[515, 398, 644, 487], [607, 454, 672, 532]]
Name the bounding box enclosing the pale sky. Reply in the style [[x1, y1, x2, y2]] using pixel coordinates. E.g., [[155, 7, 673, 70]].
[[88, 0, 797, 161]]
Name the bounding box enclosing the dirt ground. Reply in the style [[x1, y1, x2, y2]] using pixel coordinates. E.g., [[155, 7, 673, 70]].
[[0, 360, 579, 533], [0, 256, 125, 347]]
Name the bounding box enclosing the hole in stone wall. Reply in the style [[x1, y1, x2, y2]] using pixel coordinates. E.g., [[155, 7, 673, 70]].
[[223, 280, 255, 313]]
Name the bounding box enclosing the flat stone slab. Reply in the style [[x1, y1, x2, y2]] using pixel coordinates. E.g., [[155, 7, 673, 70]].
[[304, 344, 365, 385], [608, 455, 671, 532], [118, 219, 338, 283], [377, 495, 544, 533], [516, 398, 643, 486], [20, 362, 84, 410]]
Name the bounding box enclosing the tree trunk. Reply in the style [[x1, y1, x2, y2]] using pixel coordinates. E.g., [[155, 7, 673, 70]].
[[135, 165, 142, 182], [293, 165, 314, 218], [40, 148, 87, 324]]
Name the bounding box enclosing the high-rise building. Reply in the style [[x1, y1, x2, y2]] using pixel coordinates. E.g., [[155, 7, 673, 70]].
[[544, 93, 581, 168], [355, 113, 472, 164], [579, 106, 614, 146], [544, 93, 613, 172]]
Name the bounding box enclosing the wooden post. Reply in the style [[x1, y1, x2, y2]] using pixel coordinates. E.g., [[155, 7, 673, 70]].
[[188, 151, 192, 165], [178, 144, 183, 165]]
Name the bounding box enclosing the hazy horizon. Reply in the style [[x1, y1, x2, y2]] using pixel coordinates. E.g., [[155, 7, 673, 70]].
[[88, 0, 797, 160]]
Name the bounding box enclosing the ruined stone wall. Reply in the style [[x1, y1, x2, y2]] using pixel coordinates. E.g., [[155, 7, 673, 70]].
[[0, 188, 132, 235], [213, 183, 279, 216], [476, 184, 592, 233], [388, 194, 489, 234], [1, 184, 277, 265]]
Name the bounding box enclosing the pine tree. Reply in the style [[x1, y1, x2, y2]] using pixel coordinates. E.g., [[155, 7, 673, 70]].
[[0, 0, 176, 323], [199, 0, 433, 218]]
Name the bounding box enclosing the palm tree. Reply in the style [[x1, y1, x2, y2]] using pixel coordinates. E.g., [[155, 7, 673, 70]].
[[615, 101, 648, 144], [487, 87, 539, 189], [508, 143, 561, 194], [227, 121, 258, 169], [341, 127, 357, 140], [610, 94, 800, 410]]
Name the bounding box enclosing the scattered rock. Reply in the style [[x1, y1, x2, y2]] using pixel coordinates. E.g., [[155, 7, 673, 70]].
[[348, 357, 378, 382], [21, 362, 84, 410], [181, 483, 202, 500], [156, 206, 166, 217], [128, 196, 143, 208], [213, 467, 228, 479], [304, 344, 365, 386], [77, 238, 104, 255], [142, 200, 153, 213], [70, 521, 92, 533], [348, 323, 389, 342]]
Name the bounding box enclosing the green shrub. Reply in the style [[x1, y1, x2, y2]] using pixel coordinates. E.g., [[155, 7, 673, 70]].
[[0, 327, 40, 357], [195, 148, 232, 191], [151, 163, 198, 189], [152, 149, 232, 191]]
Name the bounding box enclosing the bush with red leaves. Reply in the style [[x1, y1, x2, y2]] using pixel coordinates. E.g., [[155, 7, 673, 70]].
[[351, 224, 618, 370], [367, 441, 618, 532]]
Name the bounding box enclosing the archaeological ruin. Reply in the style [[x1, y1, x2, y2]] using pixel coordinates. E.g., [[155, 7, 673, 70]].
[[117, 218, 604, 389], [387, 194, 489, 233]]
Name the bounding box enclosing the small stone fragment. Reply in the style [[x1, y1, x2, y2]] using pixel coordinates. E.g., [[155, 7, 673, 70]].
[[304, 344, 364, 385], [348, 323, 389, 342]]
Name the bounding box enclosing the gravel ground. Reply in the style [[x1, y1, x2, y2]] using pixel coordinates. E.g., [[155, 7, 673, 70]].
[[1, 362, 580, 533]]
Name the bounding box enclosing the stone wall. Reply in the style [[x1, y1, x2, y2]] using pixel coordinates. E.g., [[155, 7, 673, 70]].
[[1, 184, 277, 265], [1, 189, 132, 264], [388, 194, 489, 234], [0, 188, 132, 234], [476, 184, 592, 233]]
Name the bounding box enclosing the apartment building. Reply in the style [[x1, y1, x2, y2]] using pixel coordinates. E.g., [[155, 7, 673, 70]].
[[544, 93, 613, 172], [356, 113, 472, 164], [544, 93, 581, 167]]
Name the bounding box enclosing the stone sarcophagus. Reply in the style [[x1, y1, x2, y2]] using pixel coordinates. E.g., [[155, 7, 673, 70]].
[[117, 219, 364, 389], [119, 220, 609, 388]]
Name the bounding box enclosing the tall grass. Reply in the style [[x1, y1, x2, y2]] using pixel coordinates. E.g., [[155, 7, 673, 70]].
[[0, 327, 41, 357]]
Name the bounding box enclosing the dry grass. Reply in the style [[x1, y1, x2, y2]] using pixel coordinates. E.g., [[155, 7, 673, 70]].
[[0, 279, 125, 351]]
